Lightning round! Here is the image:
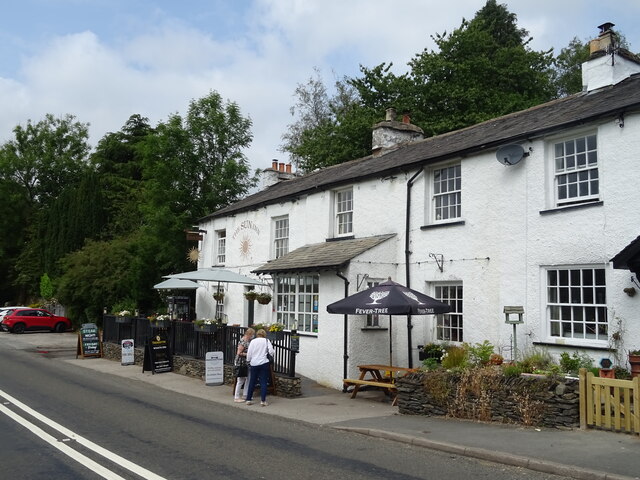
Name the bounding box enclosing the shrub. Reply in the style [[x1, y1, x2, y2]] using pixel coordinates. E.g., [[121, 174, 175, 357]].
[[441, 346, 467, 370], [422, 343, 446, 361], [421, 358, 441, 371], [465, 340, 495, 366], [559, 351, 593, 375], [518, 348, 554, 373], [502, 363, 524, 377]]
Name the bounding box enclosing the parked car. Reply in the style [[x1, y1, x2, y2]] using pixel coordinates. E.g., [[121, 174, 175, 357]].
[[1, 308, 71, 334], [0, 306, 24, 323]]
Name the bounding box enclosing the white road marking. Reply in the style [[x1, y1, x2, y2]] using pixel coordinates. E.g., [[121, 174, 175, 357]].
[[0, 388, 167, 480], [0, 402, 127, 480]]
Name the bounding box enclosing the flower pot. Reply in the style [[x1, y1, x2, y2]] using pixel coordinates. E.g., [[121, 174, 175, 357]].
[[194, 323, 218, 334], [599, 368, 615, 379], [629, 354, 640, 378], [267, 331, 284, 341], [116, 316, 132, 324]]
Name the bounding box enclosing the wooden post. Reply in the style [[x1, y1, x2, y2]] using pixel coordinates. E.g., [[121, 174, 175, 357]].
[[579, 368, 587, 430]]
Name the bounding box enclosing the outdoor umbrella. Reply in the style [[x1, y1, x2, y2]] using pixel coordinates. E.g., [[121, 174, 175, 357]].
[[327, 279, 451, 366], [163, 268, 263, 285], [153, 278, 202, 290]]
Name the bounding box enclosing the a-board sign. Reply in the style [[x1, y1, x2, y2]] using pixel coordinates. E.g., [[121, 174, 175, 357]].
[[121, 339, 135, 365], [205, 351, 224, 386], [76, 323, 102, 359], [142, 330, 172, 374]]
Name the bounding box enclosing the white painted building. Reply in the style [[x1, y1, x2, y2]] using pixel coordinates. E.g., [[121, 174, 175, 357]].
[[196, 26, 640, 389]]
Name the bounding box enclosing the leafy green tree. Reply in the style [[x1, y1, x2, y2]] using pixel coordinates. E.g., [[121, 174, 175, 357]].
[[0, 113, 90, 206], [40, 273, 54, 301], [282, 0, 557, 169], [552, 37, 590, 97]]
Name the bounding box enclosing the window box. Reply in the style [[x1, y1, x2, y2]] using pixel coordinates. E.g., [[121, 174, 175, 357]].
[[194, 323, 218, 334], [116, 316, 132, 324]]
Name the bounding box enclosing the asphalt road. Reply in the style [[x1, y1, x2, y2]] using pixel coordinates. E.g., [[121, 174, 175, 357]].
[[0, 332, 571, 479]]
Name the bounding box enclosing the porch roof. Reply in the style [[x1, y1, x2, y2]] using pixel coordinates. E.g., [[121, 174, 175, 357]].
[[610, 234, 640, 275], [252, 234, 396, 275]]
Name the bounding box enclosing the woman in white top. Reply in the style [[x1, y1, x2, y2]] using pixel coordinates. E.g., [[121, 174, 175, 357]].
[[244, 329, 275, 406]]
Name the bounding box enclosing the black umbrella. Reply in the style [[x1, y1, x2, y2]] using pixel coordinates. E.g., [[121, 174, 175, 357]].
[[327, 279, 451, 366]]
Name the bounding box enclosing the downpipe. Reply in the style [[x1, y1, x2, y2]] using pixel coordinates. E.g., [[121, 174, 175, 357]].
[[405, 167, 423, 368], [336, 271, 350, 391]]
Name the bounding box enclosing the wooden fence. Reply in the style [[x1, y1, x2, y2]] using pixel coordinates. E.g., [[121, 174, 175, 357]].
[[579, 368, 640, 435]]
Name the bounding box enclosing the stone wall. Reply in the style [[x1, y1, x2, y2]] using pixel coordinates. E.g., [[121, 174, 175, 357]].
[[102, 342, 301, 397], [396, 370, 580, 429]]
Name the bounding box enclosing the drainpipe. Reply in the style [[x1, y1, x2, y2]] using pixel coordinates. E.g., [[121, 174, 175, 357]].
[[405, 167, 423, 368], [336, 271, 350, 391]]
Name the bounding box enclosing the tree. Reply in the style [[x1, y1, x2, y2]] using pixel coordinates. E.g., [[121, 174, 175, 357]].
[[281, 0, 557, 169], [552, 37, 590, 97], [0, 113, 90, 206]]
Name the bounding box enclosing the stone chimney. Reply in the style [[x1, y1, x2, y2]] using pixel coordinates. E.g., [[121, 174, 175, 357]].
[[582, 22, 640, 92], [261, 160, 297, 189], [371, 107, 424, 157]]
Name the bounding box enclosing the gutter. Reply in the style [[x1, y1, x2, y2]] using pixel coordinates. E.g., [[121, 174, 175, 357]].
[[335, 271, 350, 390], [405, 167, 423, 369]]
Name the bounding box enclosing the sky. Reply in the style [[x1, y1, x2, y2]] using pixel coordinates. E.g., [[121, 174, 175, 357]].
[[1, 0, 639, 172]]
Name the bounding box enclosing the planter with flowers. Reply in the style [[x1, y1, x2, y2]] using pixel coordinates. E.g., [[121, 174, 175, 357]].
[[629, 349, 640, 378], [115, 310, 133, 324], [149, 314, 171, 329], [419, 343, 445, 362], [266, 323, 285, 341], [256, 293, 272, 305], [194, 319, 219, 334]]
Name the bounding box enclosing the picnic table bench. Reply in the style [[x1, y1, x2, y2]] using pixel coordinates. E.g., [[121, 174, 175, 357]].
[[343, 364, 416, 406]]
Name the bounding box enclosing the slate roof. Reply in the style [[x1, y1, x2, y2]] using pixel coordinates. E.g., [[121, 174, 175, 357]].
[[201, 73, 640, 221], [610, 234, 640, 270], [252, 234, 396, 274]]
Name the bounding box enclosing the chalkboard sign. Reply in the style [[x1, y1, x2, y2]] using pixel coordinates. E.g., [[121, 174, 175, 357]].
[[142, 331, 172, 374], [290, 335, 300, 353], [76, 323, 102, 359]]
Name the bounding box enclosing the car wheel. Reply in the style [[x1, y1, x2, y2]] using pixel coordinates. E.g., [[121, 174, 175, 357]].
[[12, 323, 26, 334], [54, 322, 67, 333]]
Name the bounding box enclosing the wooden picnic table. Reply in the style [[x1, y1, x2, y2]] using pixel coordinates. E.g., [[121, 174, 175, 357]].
[[343, 364, 416, 405]]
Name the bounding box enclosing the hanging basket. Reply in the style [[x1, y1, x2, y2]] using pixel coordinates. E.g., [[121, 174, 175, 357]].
[[213, 293, 225, 302], [244, 291, 258, 302], [256, 294, 272, 305]]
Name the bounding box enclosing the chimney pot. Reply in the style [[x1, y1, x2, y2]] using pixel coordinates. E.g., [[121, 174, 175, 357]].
[[385, 107, 397, 122], [278, 162, 285, 172], [285, 163, 292, 173], [402, 113, 411, 124], [271, 159, 278, 170]]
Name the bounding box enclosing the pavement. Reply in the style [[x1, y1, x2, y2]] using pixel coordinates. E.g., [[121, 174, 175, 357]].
[[3, 331, 639, 480]]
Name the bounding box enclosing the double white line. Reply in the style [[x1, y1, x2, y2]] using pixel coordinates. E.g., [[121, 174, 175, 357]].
[[0, 388, 167, 480]]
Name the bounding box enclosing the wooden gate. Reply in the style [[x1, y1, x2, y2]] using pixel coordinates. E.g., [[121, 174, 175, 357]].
[[579, 368, 640, 435]]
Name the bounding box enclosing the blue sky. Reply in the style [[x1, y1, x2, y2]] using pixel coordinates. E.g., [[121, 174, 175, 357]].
[[1, 0, 639, 170]]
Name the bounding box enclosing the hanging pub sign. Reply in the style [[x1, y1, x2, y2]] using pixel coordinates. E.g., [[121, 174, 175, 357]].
[[121, 339, 135, 366], [142, 330, 172, 374], [76, 323, 102, 359]]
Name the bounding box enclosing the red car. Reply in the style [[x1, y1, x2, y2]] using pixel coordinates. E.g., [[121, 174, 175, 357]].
[[1, 308, 71, 334]]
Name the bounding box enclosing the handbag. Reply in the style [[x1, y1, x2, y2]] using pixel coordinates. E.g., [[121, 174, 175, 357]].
[[266, 352, 274, 363], [235, 364, 248, 377]]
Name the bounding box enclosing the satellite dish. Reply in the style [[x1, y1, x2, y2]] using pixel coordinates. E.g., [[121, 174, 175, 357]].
[[495, 144, 527, 166]]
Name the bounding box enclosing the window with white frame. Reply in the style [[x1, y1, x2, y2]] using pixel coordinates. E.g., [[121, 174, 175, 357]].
[[432, 164, 461, 222], [273, 216, 289, 259], [546, 267, 607, 341], [214, 286, 225, 321], [275, 274, 319, 333], [216, 230, 226, 265], [335, 188, 353, 236], [434, 283, 463, 342], [553, 134, 598, 206], [366, 280, 381, 327]]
